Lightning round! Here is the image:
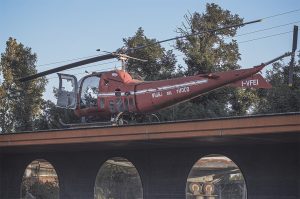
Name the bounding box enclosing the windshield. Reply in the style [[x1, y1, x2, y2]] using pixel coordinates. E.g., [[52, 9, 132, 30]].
[[80, 76, 100, 108]]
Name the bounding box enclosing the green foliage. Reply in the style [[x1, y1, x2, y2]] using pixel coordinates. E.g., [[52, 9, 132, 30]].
[[2, 3, 296, 132], [123, 27, 177, 81], [176, 3, 242, 75], [0, 38, 47, 133], [95, 159, 142, 199], [168, 3, 256, 119], [33, 100, 80, 130], [255, 54, 300, 113], [121, 3, 256, 121], [21, 178, 59, 199], [228, 88, 259, 116], [120, 3, 261, 121], [159, 100, 230, 121]]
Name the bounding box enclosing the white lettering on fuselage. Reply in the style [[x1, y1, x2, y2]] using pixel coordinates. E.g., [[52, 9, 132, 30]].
[[166, 91, 173, 96], [98, 79, 207, 98], [176, 86, 190, 94], [152, 92, 162, 98], [242, 79, 258, 87]]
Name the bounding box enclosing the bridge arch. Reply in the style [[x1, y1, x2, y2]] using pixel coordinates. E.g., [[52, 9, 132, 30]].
[[94, 156, 143, 199], [20, 159, 59, 199], [186, 154, 247, 199]]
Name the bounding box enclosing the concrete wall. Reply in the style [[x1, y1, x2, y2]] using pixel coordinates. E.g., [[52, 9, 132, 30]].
[[298, 143, 300, 198], [0, 143, 299, 199], [0, 154, 2, 197]]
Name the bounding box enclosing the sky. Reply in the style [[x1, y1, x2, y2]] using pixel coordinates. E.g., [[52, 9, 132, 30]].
[[1, 0, 300, 101]]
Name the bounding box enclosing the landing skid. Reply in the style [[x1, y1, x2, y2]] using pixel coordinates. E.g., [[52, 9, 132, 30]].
[[59, 119, 111, 128], [114, 112, 160, 125], [59, 113, 160, 128]]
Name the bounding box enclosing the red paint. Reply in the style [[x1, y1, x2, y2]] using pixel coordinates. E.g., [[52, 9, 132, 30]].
[[74, 63, 268, 118]]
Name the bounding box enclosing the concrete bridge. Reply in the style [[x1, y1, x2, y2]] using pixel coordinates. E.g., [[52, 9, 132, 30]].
[[0, 113, 300, 199]]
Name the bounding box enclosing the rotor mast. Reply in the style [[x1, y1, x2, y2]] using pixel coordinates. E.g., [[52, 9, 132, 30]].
[[115, 53, 147, 71]]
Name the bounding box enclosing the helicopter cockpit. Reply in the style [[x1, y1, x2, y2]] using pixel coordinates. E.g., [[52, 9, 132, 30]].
[[57, 73, 101, 110]]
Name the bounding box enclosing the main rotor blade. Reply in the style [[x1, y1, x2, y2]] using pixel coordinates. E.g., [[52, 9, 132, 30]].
[[129, 19, 262, 52], [19, 53, 117, 82], [19, 19, 261, 82]]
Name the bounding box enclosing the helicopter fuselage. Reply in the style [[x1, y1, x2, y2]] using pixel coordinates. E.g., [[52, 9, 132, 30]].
[[56, 64, 270, 121]]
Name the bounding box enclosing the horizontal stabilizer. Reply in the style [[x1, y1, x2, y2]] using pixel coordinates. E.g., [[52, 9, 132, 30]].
[[229, 74, 272, 89]]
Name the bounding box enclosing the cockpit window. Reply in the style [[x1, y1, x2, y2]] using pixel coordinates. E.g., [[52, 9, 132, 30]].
[[61, 78, 76, 92], [80, 76, 100, 108]]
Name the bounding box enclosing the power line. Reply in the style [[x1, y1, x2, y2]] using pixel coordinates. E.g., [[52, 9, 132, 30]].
[[176, 21, 300, 43], [47, 29, 296, 79], [173, 29, 296, 59], [59, 60, 118, 73], [31, 9, 300, 79], [239, 31, 293, 44], [46, 61, 119, 80], [233, 20, 300, 38], [262, 9, 300, 20], [36, 53, 107, 68], [35, 9, 300, 70]]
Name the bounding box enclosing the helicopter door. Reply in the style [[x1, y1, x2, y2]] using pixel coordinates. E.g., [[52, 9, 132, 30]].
[[57, 73, 78, 109]]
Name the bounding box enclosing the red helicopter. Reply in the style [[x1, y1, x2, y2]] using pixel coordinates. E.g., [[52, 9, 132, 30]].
[[19, 22, 298, 126]]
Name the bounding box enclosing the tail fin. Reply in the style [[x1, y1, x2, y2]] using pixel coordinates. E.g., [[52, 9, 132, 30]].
[[229, 74, 272, 89]]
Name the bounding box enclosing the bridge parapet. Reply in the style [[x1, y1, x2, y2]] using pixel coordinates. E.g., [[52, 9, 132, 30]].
[[0, 113, 300, 199], [0, 113, 300, 149]]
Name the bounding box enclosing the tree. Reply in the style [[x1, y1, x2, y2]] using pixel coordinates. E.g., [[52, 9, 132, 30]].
[[172, 3, 258, 119], [255, 53, 300, 113], [123, 27, 177, 81], [120, 4, 259, 121], [176, 3, 242, 75], [0, 38, 47, 133], [0, 84, 12, 133], [21, 179, 59, 199], [33, 100, 80, 130]]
